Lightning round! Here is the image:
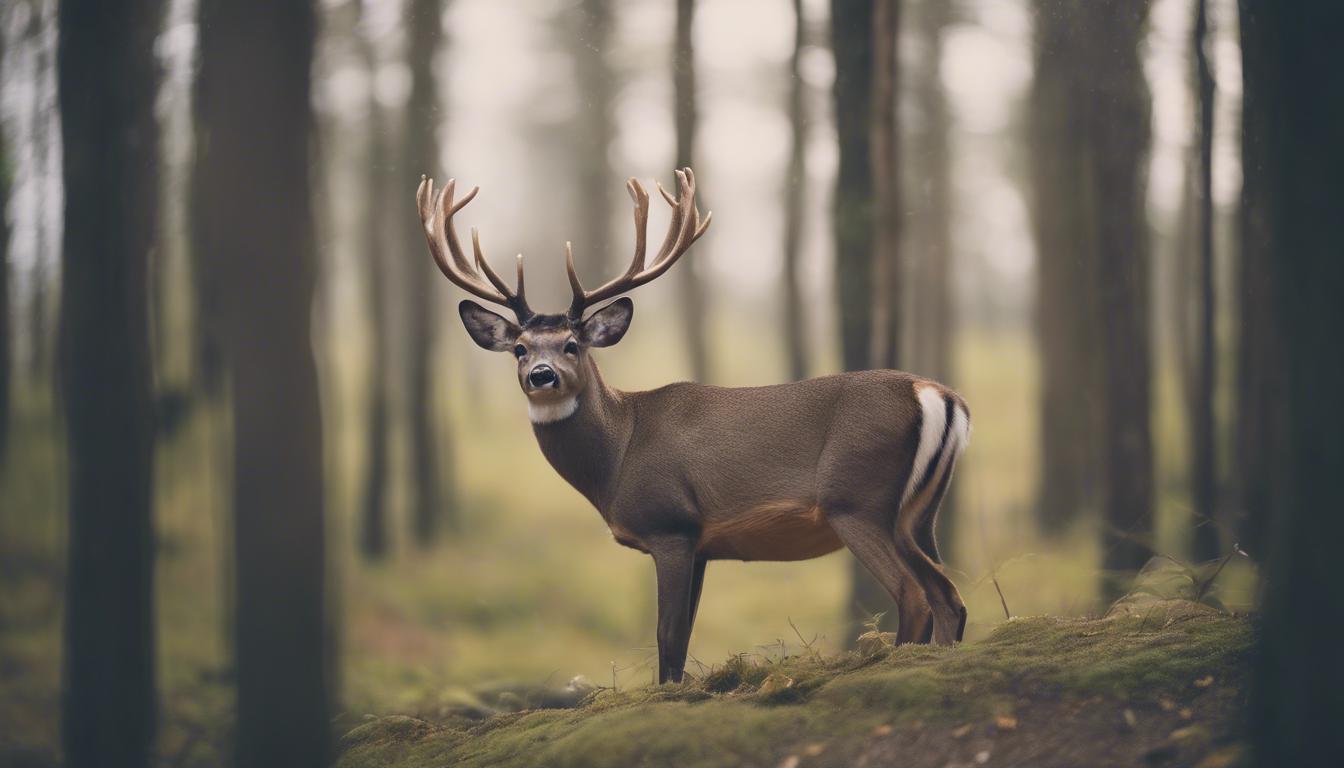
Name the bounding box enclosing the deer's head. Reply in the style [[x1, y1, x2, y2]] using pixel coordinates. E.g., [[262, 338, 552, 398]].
[[416, 168, 711, 422]]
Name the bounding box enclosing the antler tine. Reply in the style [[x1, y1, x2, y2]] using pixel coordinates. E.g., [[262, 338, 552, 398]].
[[566, 167, 712, 319], [417, 176, 532, 321]]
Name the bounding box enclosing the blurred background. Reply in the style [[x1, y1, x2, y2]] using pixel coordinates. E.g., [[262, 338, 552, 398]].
[[0, 0, 1276, 764]]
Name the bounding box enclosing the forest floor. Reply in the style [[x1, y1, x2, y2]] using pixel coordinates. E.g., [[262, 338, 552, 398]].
[[334, 599, 1251, 768]]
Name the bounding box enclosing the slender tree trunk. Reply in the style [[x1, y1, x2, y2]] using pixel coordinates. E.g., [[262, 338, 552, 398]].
[[1245, 3, 1344, 763], [674, 0, 710, 382], [0, 25, 10, 465], [358, 3, 391, 560], [199, 0, 331, 764], [781, 0, 809, 382], [189, 3, 226, 398], [1232, 1, 1281, 561], [1029, 0, 1105, 537], [832, 0, 887, 632], [405, 0, 454, 543], [1188, 0, 1219, 562], [57, 0, 162, 764], [868, 0, 900, 370], [1084, 2, 1154, 601], [28, 10, 52, 383], [575, 0, 615, 277]]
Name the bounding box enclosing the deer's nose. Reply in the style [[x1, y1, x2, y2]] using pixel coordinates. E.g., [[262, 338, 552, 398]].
[[528, 364, 558, 388]]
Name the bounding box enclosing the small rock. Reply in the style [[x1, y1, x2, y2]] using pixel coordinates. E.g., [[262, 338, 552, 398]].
[[975, 749, 991, 764], [777, 756, 800, 768], [952, 723, 973, 739], [1123, 708, 1138, 730], [803, 743, 826, 756]]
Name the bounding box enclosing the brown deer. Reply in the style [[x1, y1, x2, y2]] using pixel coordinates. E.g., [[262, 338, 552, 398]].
[[416, 168, 970, 684]]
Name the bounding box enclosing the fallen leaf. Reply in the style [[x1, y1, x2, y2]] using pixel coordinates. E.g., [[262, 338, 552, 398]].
[[872, 724, 893, 737], [1180, 707, 1193, 720], [1158, 697, 1177, 711], [1194, 675, 1214, 688], [1123, 709, 1138, 730], [952, 723, 973, 739], [758, 673, 795, 695], [995, 715, 1018, 731], [803, 743, 826, 757], [777, 756, 799, 768]]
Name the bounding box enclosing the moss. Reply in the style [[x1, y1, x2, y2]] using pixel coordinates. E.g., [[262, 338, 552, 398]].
[[334, 601, 1252, 768]]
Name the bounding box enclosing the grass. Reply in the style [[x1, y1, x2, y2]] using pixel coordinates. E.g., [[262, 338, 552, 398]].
[[334, 600, 1252, 768]]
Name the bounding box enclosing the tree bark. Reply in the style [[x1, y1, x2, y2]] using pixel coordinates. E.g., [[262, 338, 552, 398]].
[[57, 0, 162, 764], [1029, 0, 1107, 537], [405, 0, 454, 543], [1245, 2, 1344, 763], [674, 0, 711, 382], [0, 25, 10, 466], [574, 0, 616, 278], [1187, 0, 1220, 562], [868, 0, 900, 371], [1232, 1, 1281, 561], [198, 0, 331, 764], [781, 0, 809, 382], [358, 2, 392, 560], [832, 0, 888, 633]]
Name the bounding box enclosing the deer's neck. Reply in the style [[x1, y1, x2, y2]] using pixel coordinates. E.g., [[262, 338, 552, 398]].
[[530, 359, 631, 515]]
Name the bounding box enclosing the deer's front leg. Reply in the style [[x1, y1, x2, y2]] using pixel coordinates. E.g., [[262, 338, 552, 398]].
[[650, 537, 697, 684]]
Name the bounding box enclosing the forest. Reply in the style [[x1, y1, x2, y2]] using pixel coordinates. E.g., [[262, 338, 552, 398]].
[[0, 0, 1341, 766]]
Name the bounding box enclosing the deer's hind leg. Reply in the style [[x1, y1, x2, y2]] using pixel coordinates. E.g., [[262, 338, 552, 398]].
[[826, 511, 933, 644]]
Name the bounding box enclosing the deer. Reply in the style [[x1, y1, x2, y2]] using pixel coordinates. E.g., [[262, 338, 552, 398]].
[[415, 168, 970, 684]]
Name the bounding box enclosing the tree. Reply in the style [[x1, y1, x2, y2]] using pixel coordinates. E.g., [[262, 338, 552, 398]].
[[1244, 2, 1344, 763], [781, 0, 809, 382], [868, 0, 900, 371], [1185, 0, 1219, 562], [404, 0, 455, 543], [197, 0, 331, 763], [573, 0, 616, 278], [674, 0, 711, 382], [832, 0, 889, 630], [57, 0, 162, 764], [358, 0, 393, 560], [0, 16, 11, 466], [1029, 0, 1105, 537]]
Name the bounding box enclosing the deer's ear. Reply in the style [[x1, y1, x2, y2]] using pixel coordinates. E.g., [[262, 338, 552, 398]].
[[459, 300, 520, 351], [581, 297, 634, 348]]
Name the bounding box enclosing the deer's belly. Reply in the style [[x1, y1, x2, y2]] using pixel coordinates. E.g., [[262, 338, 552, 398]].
[[697, 502, 843, 562]]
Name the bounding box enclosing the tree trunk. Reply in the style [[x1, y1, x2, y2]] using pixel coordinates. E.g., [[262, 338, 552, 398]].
[[779, 0, 806, 381], [868, 0, 900, 370], [57, 0, 162, 764], [358, 1, 392, 560], [198, 0, 331, 764], [574, 0, 615, 277], [0, 25, 10, 466], [832, 0, 888, 633], [1187, 0, 1219, 563], [1232, 1, 1282, 561], [1083, 2, 1154, 601], [781, 0, 809, 382], [1029, 0, 1106, 537], [1245, 3, 1344, 763], [405, 0, 454, 543], [674, 0, 711, 383], [189, 3, 226, 398], [28, 10, 53, 383]]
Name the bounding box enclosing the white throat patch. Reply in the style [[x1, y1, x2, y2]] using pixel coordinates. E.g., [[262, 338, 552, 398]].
[[529, 396, 579, 424]]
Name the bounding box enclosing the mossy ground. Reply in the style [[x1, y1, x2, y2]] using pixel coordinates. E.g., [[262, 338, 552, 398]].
[[336, 600, 1251, 768]]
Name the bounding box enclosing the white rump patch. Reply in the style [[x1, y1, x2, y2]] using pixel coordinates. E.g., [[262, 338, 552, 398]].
[[529, 396, 579, 424], [902, 385, 949, 507]]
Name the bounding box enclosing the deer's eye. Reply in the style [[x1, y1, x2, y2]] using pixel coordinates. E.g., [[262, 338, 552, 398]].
[[564, 341, 579, 356], [513, 344, 527, 359]]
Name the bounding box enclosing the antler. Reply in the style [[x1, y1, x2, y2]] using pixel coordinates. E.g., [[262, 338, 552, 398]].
[[416, 176, 533, 323], [566, 167, 712, 320]]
